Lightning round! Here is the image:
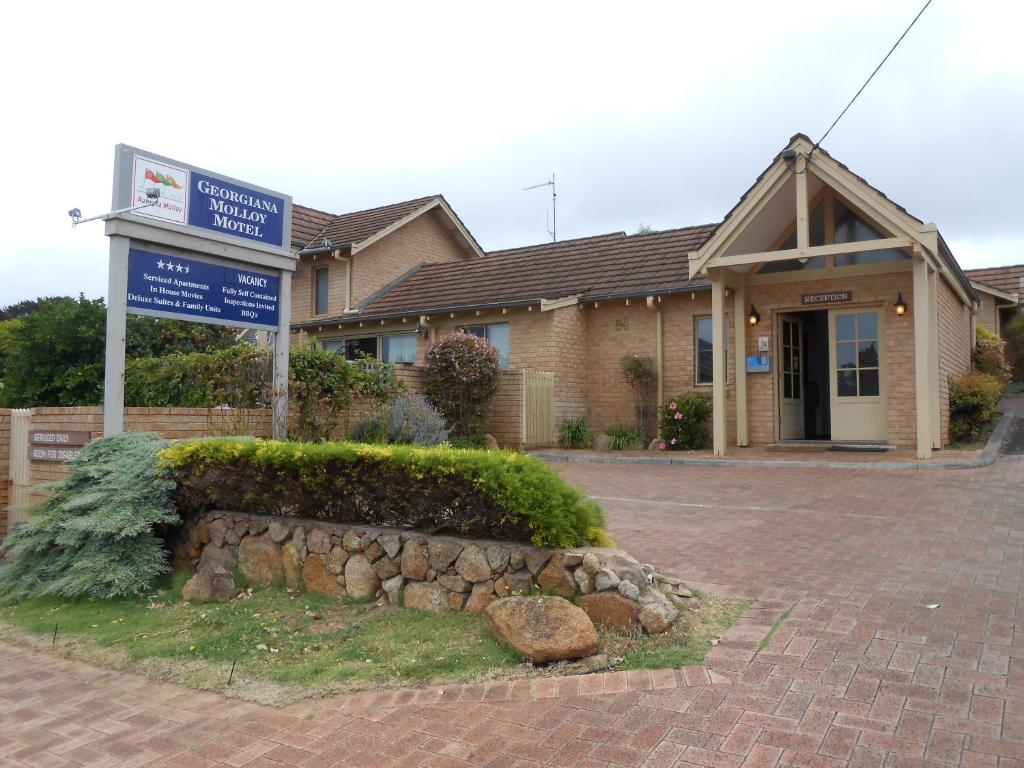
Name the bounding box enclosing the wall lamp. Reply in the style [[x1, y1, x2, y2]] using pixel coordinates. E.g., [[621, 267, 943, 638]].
[[894, 292, 907, 316], [748, 305, 761, 326]]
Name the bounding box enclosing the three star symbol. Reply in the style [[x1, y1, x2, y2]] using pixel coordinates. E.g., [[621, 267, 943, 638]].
[[155, 259, 189, 274]]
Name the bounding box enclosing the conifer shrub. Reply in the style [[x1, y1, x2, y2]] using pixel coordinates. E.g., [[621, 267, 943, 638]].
[[424, 331, 500, 442], [657, 393, 713, 450], [949, 371, 1003, 443], [160, 438, 610, 549], [0, 433, 180, 602]]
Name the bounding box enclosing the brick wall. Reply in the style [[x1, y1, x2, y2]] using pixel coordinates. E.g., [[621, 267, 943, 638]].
[[936, 279, 973, 445]]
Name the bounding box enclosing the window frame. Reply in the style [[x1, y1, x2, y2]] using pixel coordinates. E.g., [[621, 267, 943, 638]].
[[458, 322, 511, 369], [381, 332, 417, 365], [694, 315, 727, 386]]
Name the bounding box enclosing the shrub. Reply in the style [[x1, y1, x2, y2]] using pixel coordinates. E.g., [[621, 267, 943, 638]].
[[125, 345, 270, 408], [620, 354, 657, 438], [949, 371, 1003, 443], [350, 414, 389, 444], [350, 394, 449, 445], [605, 424, 645, 450], [0, 433, 180, 602], [973, 325, 1011, 385], [424, 331, 500, 442], [657, 393, 713, 450], [559, 416, 591, 449], [160, 438, 611, 549], [1006, 310, 1024, 382]]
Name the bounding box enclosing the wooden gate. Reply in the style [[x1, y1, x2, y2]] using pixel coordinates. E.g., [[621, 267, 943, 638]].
[[8, 409, 31, 528], [522, 370, 555, 449]]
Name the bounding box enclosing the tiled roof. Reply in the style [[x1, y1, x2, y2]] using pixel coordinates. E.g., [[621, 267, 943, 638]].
[[299, 196, 440, 251], [291, 204, 337, 250], [357, 224, 718, 317], [966, 264, 1024, 299]]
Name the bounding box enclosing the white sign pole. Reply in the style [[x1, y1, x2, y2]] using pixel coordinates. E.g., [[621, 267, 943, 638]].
[[102, 235, 130, 436], [272, 272, 292, 440]]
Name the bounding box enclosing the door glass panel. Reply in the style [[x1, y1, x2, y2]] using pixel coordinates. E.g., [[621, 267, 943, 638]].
[[837, 370, 857, 396], [835, 314, 855, 341], [837, 342, 856, 369], [793, 376, 801, 399], [859, 369, 880, 397], [857, 312, 878, 340], [858, 341, 878, 368], [784, 375, 792, 399]]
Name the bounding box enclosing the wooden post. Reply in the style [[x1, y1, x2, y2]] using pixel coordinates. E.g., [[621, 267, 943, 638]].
[[734, 282, 748, 447], [913, 257, 933, 459], [711, 277, 727, 456], [928, 267, 940, 449], [796, 155, 810, 250]]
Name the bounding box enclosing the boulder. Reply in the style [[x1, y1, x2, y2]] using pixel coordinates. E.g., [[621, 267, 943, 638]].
[[464, 581, 497, 614], [639, 603, 675, 634], [303, 554, 344, 598], [194, 519, 210, 544], [592, 433, 611, 451], [365, 541, 385, 563], [579, 592, 641, 630], [574, 568, 595, 594], [595, 568, 620, 591], [486, 545, 510, 574], [537, 555, 577, 598], [483, 597, 599, 663], [448, 591, 467, 610], [382, 575, 404, 605], [268, 521, 290, 543], [580, 552, 601, 576], [455, 545, 492, 583], [617, 580, 640, 601], [509, 549, 526, 571], [343, 529, 369, 552], [248, 518, 269, 535], [401, 539, 430, 580], [198, 543, 237, 571], [377, 534, 402, 559], [495, 569, 533, 597], [404, 581, 449, 612], [372, 555, 401, 581], [281, 543, 303, 591], [306, 528, 331, 555], [208, 518, 228, 547], [238, 533, 283, 585], [429, 540, 464, 571], [438, 574, 471, 593], [483, 434, 499, 450], [181, 562, 235, 602], [328, 545, 349, 575], [224, 528, 241, 546], [524, 550, 552, 575], [647, 438, 662, 451], [292, 526, 306, 557], [344, 554, 380, 600]]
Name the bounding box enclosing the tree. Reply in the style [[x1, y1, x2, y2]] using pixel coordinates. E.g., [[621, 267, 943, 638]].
[[0, 295, 240, 407]]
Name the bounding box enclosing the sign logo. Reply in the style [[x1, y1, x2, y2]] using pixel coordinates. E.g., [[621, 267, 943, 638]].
[[132, 156, 189, 224], [126, 247, 280, 330]]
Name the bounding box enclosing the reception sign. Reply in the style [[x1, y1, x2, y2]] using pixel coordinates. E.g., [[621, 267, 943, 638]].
[[126, 247, 280, 330]]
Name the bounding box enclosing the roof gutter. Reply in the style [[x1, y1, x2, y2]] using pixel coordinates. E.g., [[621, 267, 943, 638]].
[[297, 242, 353, 257], [291, 298, 540, 331]]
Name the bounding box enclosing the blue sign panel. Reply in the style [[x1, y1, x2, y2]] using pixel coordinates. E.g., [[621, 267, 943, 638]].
[[187, 171, 286, 248], [126, 248, 280, 330], [746, 354, 772, 373]]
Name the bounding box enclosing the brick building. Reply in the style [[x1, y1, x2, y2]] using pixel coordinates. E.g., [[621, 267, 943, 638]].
[[287, 135, 1013, 459]]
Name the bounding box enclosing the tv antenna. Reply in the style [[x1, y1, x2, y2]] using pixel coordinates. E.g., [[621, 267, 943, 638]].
[[523, 173, 556, 242]]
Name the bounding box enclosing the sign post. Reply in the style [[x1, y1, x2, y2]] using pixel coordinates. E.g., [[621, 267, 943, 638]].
[[104, 145, 295, 439]]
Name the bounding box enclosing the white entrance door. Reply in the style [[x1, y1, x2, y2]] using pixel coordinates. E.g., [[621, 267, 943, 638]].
[[778, 315, 804, 440], [829, 309, 886, 441]]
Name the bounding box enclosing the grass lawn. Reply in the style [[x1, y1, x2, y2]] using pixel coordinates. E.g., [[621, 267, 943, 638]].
[[0, 575, 745, 704]]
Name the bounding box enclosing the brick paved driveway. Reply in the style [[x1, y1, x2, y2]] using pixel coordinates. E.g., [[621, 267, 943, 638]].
[[2, 455, 1023, 767]]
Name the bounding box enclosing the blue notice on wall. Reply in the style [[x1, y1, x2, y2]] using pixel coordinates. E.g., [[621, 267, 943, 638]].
[[746, 354, 771, 373], [126, 248, 280, 330], [187, 171, 286, 248]]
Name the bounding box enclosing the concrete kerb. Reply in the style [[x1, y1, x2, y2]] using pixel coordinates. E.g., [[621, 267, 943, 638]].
[[533, 411, 1016, 472]]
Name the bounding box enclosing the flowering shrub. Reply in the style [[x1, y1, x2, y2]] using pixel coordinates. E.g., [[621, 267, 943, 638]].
[[657, 393, 713, 450], [424, 331, 500, 442], [973, 325, 1011, 386]]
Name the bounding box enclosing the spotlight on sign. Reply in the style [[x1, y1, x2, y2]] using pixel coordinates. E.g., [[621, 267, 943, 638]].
[[895, 292, 907, 316], [67, 208, 82, 222], [145, 187, 161, 201]]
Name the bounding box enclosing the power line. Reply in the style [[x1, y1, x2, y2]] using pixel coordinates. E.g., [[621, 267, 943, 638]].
[[803, 0, 934, 170]]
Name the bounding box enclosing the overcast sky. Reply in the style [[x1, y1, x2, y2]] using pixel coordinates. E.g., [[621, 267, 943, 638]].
[[1, 0, 1020, 307]]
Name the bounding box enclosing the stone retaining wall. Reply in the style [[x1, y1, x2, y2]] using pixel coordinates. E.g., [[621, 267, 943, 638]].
[[180, 511, 690, 633]]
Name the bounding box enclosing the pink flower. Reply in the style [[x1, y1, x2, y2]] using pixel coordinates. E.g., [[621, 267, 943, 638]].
[[670, 438, 677, 445], [673, 412, 683, 420], [658, 442, 666, 450], [669, 401, 677, 410]]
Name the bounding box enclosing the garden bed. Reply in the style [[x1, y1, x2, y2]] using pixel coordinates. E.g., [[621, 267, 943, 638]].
[[0, 577, 744, 706]]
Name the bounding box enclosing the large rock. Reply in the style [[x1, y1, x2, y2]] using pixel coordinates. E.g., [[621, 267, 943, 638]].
[[382, 575, 404, 605], [281, 543, 303, 591], [373, 555, 401, 581], [495, 570, 533, 597], [455, 545, 492, 583], [404, 582, 449, 612], [579, 592, 641, 630], [438, 573, 471, 593], [464, 581, 497, 614], [207, 518, 228, 547], [181, 563, 235, 602], [343, 529, 369, 552], [486, 545, 510, 573], [268, 520, 290, 543], [537, 555, 576, 598], [595, 568, 620, 591], [345, 554, 380, 599], [574, 568, 595, 594], [377, 534, 402, 559], [639, 603, 675, 634], [401, 539, 430, 580], [523, 550, 551, 575], [429, 540, 464, 571], [238, 533, 283, 584], [484, 596, 599, 663], [303, 554, 344, 598], [306, 528, 331, 555], [198, 543, 237, 571], [328, 545, 349, 575]]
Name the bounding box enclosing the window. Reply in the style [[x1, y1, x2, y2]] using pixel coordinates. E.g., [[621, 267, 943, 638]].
[[461, 323, 510, 368], [320, 339, 345, 355], [345, 337, 378, 361], [695, 316, 726, 385], [833, 201, 909, 267], [314, 267, 329, 315], [835, 311, 880, 397], [382, 333, 417, 364]]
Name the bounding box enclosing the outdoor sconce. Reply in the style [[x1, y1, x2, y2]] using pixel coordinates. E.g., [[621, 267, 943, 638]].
[[894, 292, 907, 316], [748, 305, 760, 326]]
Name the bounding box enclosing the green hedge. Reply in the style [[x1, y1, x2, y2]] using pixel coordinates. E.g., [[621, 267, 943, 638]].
[[159, 439, 611, 549], [949, 371, 1003, 443]]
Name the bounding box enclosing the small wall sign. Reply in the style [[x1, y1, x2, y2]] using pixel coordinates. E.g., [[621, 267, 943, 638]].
[[757, 335, 770, 352], [746, 354, 771, 373], [29, 431, 91, 463], [802, 290, 852, 306]]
